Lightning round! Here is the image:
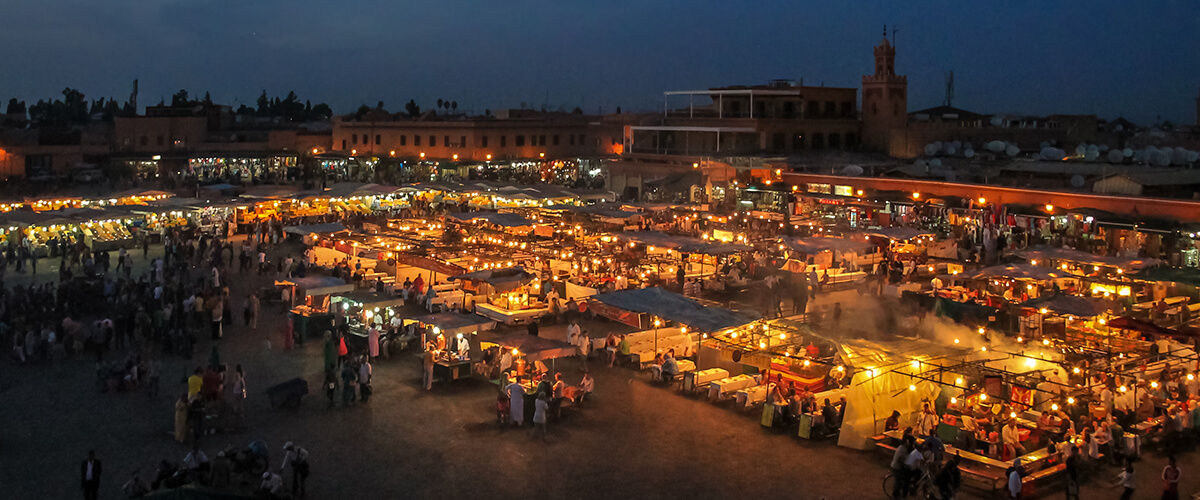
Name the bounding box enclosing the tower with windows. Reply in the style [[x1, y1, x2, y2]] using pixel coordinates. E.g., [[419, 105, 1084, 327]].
[[861, 33, 907, 153]]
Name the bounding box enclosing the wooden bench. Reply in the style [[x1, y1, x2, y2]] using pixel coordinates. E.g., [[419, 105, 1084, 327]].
[[1024, 462, 1066, 484]]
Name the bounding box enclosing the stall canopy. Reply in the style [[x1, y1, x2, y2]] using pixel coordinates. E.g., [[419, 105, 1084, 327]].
[[284, 222, 349, 236], [1107, 316, 1180, 337], [1133, 266, 1200, 287], [862, 227, 935, 241], [588, 287, 759, 332], [449, 266, 536, 293], [1016, 246, 1161, 270], [447, 212, 534, 228], [279, 276, 354, 296], [966, 264, 1077, 281], [1016, 294, 1108, 317], [411, 312, 497, 336], [621, 231, 752, 254], [332, 291, 404, 310], [785, 236, 871, 254], [476, 331, 576, 362]]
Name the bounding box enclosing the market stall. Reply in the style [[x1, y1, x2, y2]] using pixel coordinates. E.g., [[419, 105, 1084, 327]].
[[280, 276, 354, 341]]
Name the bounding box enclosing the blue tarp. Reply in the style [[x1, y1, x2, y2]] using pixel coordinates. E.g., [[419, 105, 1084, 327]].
[[589, 287, 759, 332], [621, 232, 751, 255], [284, 222, 348, 235], [447, 212, 534, 227]]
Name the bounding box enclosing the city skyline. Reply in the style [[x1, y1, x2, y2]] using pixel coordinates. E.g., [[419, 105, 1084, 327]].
[[2, 1, 1199, 124]]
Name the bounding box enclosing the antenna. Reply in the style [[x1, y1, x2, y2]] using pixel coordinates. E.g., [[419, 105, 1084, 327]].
[[891, 25, 898, 46], [944, 71, 954, 108]]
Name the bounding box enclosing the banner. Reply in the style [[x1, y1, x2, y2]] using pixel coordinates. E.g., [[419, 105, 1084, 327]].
[[565, 281, 598, 301]]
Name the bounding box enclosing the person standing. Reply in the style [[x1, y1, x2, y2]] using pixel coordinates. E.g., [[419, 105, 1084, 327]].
[[340, 362, 357, 406], [249, 293, 260, 330], [367, 325, 380, 360], [81, 450, 102, 500], [229, 364, 247, 416], [146, 358, 161, 400], [280, 442, 310, 498], [422, 341, 436, 391], [174, 394, 189, 443], [505, 377, 526, 426], [1162, 456, 1181, 500]]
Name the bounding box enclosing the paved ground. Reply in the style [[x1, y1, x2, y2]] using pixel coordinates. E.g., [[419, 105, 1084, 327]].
[[3, 240, 1200, 499]]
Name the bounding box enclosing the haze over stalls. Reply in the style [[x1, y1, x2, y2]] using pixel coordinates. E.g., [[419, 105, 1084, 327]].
[[1, 0, 1197, 123]]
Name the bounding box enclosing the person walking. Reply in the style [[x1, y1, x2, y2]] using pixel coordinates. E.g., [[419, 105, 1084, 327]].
[[1162, 456, 1181, 500], [81, 450, 102, 500], [1115, 461, 1135, 500], [422, 341, 436, 391], [340, 362, 357, 406], [280, 442, 310, 498], [249, 293, 260, 330], [531, 392, 549, 440], [358, 357, 373, 402]]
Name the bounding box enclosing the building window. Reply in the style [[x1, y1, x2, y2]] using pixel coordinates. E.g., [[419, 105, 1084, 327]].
[[516, 135, 525, 147], [362, 134, 368, 145], [845, 133, 857, 147], [812, 133, 825, 149], [352, 135, 358, 145], [481, 136, 488, 148], [400, 135, 407, 146], [430, 136, 436, 147], [552, 135, 560, 146], [872, 103, 878, 116], [539, 135, 546, 146], [375, 135, 381, 145], [824, 101, 835, 116], [341, 139, 347, 149], [772, 133, 785, 151], [500, 136, 507, 147], [460, 136, 466, 148], [444, 136, 450, 148], [783, 102, 796, 119], [793, 134, 805, 150], [841, 102, 852, 117], [569, 135, 575, 146], [828, 133, 841, 149], [807, 101, 819, 117], [414, 135, 421, 146]]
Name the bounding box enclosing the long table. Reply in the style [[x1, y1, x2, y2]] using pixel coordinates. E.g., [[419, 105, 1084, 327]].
[[708, 375, 757, 400], [474, 303, 549, 325]]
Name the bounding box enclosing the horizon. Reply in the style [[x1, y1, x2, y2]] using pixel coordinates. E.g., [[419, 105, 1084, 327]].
[[2, 1, 1198, 125]]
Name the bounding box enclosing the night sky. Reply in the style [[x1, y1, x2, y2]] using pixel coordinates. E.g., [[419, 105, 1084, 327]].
[[3, 0, 1198, 124]]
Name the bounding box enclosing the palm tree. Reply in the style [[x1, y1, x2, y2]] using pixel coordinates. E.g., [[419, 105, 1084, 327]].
[[451, 101, 458, 113], [436, 99, 443, 110]]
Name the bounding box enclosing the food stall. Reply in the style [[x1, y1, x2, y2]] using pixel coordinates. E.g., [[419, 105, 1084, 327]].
[[449, 266, 549, 325], [280, 276, 354, 342], [331, 291, 406, 349], [413, 312, 499, 386]]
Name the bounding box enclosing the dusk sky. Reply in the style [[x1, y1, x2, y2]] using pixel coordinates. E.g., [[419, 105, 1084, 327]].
[[3, 0, 1198, 124]]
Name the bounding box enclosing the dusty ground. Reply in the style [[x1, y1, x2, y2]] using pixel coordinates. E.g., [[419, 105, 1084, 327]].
[[1, 239, 1198, 499]]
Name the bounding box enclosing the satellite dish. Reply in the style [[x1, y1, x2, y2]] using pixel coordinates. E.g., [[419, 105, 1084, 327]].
[[990, 116, 1004, 127], [1097, 144, 1108, 152], [1084, 150, 1099, 162], [1040, 147, 1065, 160], [987, 140, 1005, 152], [1172, 149, 1190, 166], [1107, 150, 1124, 163], [841, 165, 864, 176], [944, 145, 957, 155], [952, 140, 962, 150], [1006, 145, 1020, 157], [1123, 148, 1133, 158], [914, 159, 928, 170], [1188, 151, 1199, 163], [930, 159, 943, 168], [1152, 151, 1171, 167], [924, 144, 939, 156], [1075, 144, 1088, 156], [1070, 175, 1085, 188], [964, 149, 975, 158]]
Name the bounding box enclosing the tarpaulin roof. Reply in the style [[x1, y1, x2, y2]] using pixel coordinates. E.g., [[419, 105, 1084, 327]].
[[862, 227, 935, 241], [449, 266, 536, 293], [1107, 316, 1179, 337], [1132, 266, 1200, 287], [1016, 294, 1108, 317], [476, 331, 576, 362], [1016, 246, 1161, 270], [284, 222, 348, 236], [447, 212, 535, 228], [786, 236, 871, 254], [277, 276, 354, 296], [966, 264, 1078, 281], [331, 291, 405, 310], [411, 312, 497, 336], [588, 287, 759, 332], [620, 231, 752, 254]]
